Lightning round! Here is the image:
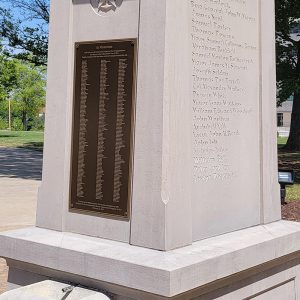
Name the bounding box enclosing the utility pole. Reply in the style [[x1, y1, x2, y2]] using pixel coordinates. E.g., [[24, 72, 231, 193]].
[[8, 98, 11, 130]]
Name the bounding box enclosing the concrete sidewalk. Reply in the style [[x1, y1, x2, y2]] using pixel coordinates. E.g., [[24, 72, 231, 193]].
[[0, 147, 42, 293], [0, 147, 42, 232]]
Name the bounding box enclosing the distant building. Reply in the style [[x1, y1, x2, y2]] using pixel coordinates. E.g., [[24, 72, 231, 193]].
[[277, 100, 293, 137]]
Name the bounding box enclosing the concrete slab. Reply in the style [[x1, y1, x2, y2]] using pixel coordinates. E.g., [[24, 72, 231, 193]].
[[0, 147, 42, 231], [0, 280, 110, 299], [1, 221, 300, 298]]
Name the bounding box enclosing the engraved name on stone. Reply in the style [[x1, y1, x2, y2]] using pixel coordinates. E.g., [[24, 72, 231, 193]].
[[191, 0, 258, 182]]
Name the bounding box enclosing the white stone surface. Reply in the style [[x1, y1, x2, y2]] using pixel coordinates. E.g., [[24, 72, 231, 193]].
[[190, 0, 280, 240], [130, 0, 193, 250], [0, 178, 38, 232], [0, 280, 110, 299], [191, 0, 261, 240], [1, 221, 300, 297], [37, 0, 280, 251], [131, 0, 280, 249], [0, 0, 292, 298], [37, 0, 140, 243], [36, 0, 71, 232], [260, 0, 281, 224]]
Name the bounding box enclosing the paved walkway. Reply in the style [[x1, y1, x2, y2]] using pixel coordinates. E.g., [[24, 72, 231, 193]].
[[0, 147, 42, 232], [0, 147, 42, 293]]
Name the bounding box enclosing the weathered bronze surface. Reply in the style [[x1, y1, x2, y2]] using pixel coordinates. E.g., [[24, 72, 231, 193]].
[[70, 40, 135, 219]]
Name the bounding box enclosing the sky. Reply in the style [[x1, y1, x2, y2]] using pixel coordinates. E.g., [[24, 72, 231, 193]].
[[0, 0, 49, 58], [0, 0, 49, 31]]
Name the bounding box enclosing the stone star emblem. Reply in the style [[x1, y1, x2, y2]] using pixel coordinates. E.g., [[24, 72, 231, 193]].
[[97, 0, 122, 13]]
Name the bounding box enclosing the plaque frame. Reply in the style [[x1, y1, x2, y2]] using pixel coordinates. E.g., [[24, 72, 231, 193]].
[[68, 39, 137, 221]]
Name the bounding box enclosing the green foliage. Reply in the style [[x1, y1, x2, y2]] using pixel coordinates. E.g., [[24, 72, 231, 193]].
[[0, 47, 17, 101], [0, 100, 8, 119], [0, 42, 46, 131], [0, 117, 8, 130], [278, 136, 288, 148], [0, 0, 48, 130], [12, 61, 46, 130], [286, 184, 300, 201], [0, 0, 49, 66], [276, 1, 300, 150], [29, 116, 44, 131], [12, 118, 23, 131], [275, 0, 300, 105], [0, 129, 44, 151]]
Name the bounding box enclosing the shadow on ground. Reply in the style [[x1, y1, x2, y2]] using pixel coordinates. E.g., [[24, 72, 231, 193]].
[[0, 147, 42, 180], [17, 142, 44, 152]]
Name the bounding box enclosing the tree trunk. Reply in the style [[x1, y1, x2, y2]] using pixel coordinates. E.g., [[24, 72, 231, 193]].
[[284, 42, 300, 151], [284, 93, 300, 150]]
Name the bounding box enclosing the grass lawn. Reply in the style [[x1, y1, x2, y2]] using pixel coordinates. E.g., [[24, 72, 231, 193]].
[[278, 136, 300, 201], [278, 136, 288, 148], [0, 130, 44, 152]]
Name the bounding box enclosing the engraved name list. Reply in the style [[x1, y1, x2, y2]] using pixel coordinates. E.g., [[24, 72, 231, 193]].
[[70, 40, 135, 219], [191, 0, 260, 183]]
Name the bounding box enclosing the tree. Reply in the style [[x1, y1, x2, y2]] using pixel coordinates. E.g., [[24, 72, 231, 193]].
[[0, 0, 49, 66], [276, 0, 300, 150], [13, 61, 46, 130], [0, 45, 17, 102], [0, 50, 46, 130]]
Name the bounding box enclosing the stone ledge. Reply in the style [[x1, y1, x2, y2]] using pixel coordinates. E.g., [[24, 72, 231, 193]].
[[0, 221, 300, 297]]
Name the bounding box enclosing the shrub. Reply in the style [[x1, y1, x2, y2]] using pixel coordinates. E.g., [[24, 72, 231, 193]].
[[12, 118, 23, 131], [28, 116, 44, 131], [0, 117, 8, 130]]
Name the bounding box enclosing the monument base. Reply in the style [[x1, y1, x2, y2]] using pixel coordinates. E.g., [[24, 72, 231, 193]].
[[0, 280, 110, 299], [0, 221, 300, 299]]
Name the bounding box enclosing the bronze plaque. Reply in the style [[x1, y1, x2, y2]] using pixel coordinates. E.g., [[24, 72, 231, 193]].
[[70, 40, 136, 219]]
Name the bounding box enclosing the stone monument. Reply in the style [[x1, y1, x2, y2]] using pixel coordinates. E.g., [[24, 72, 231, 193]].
[[1, 0, 300, 299], [0, 259, 8, 294]]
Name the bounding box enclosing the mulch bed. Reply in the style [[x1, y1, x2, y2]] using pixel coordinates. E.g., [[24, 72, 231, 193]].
[[282, 202, 300, 222], [278, 147, 300, 222]]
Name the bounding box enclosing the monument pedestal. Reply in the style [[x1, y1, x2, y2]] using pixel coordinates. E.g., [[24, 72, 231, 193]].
[[1, 221, 300, 299], [1, 0, 300, 299]]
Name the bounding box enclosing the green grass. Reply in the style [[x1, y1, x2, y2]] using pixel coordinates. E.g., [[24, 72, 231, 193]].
[[278, 136, 288, 148], [278, 136, 300, 201], [0, 130, 44, 151], [286, 184, 300, 201]]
